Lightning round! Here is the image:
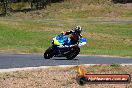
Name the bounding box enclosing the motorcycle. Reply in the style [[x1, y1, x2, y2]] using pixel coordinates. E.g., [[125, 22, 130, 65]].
[[44, 33, 86, 60]]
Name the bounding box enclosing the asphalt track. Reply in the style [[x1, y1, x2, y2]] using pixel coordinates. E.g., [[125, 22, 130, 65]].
[[0, 54, 132, 69]]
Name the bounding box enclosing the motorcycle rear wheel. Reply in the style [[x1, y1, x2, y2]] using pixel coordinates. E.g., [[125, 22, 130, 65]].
[[66, 47, 80, 60]]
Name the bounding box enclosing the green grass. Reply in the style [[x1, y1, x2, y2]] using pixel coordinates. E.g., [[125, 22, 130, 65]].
[[123, 11, 132, 17], [0, 23, 57, 53], [0, 19, 132, 57]]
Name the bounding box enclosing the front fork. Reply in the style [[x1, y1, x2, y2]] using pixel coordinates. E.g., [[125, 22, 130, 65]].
[[50, 45, 59, 55]]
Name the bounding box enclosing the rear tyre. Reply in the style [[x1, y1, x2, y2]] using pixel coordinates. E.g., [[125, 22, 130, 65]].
[[66, 46, 80, 60], [44, 47, 53, 59]]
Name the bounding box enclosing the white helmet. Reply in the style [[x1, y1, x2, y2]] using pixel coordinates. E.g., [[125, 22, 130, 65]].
[[74, 26, 82, 35]]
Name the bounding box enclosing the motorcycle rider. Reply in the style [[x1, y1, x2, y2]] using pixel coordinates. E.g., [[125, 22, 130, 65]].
[[61, 26, 82, 45], [57, 26, 82, 55], [51, 26, 83, 56]]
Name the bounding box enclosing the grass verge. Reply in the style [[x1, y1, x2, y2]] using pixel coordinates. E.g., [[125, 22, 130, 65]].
[[0, 18, 132, 57]]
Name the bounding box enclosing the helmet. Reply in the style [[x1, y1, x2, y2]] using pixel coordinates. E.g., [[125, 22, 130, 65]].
[[74, 26, 82, 35]]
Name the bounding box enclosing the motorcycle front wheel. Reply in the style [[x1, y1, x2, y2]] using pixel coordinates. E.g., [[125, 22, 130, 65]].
[[44, 47, 53, 59]]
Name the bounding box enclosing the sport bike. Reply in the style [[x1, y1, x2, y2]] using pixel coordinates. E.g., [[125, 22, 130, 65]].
[[44, 33, 86, 60]]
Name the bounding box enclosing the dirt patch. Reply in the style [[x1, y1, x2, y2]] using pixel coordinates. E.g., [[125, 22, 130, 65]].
[[0, 65, 131, 88]]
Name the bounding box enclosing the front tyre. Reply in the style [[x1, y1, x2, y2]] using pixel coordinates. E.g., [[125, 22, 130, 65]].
[[44, 47, 53, 59]]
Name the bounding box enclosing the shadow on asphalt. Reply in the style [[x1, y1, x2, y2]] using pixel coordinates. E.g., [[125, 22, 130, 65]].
[[53, 58, 78, 60]]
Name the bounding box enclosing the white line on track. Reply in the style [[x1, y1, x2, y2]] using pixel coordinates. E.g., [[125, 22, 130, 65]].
[[0, 64, 132, 73]]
